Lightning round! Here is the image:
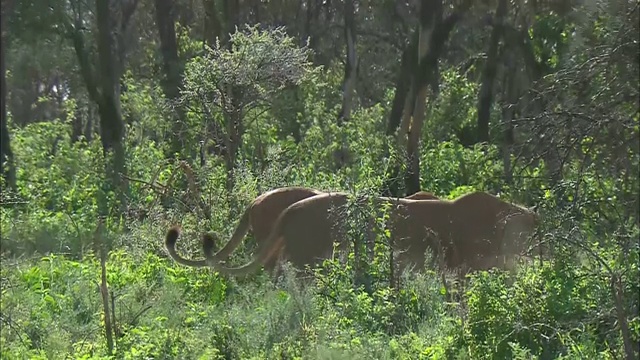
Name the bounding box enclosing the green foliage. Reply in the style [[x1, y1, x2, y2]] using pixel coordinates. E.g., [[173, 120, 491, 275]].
[[121, 71, 172, 148], [2, 120, 105, 255], [2, 3, 638, 359], [179, 25, 316, 161], [459, 260, 624, 359], [3, 104, 637, 358], [426, 67, 478, 143], [0, 118, 185, 256], [529, 13, 572, 70], [419, 141, 503, 196]]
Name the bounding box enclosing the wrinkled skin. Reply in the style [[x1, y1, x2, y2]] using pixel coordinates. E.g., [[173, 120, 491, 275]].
[[165, 187, 438, 272], [199, 191, 538, 278]]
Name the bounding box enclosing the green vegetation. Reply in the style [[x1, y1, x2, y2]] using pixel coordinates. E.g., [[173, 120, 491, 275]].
[[1, 1, 637, 359]]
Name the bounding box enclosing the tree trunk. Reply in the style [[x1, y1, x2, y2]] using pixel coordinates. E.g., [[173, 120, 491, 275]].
[[337, 0, 357, 124], [203, 0, 222, 47], [251, 0, 261, 24], [71, 106, 84, 143], [304, 0, 315, 47], [403, 0, 467, 195], [501, 46, 518, 187], [382, 31, 418, 197], [477, 0, 507, 144], [96, 0, 127, 203], [222, 0, 239, 45], [154, 0, 187, 157], [404, 0, 440, 195], [386, 30, 419, 136], [84, 105, 94, 142], [9, 80, 37, 127], [222, 0, 241, 193], [383, 2, 465, 197], [201, 0, 227, 164], [0, 0, 16, 190]]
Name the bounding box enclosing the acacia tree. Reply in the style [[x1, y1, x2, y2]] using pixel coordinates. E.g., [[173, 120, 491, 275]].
[[180, 26, 314, 191]]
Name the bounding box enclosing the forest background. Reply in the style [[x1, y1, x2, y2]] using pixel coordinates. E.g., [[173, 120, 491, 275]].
[[0, 0, 638, 359]]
